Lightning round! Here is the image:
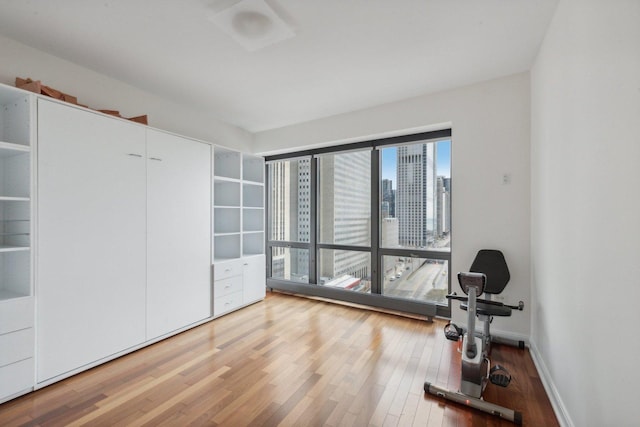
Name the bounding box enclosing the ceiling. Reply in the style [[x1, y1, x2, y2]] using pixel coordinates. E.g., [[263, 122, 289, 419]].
[[0, 0, 558, 133]]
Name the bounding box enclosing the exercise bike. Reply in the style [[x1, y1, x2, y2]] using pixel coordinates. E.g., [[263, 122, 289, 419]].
[[424, 249, 525, 425]]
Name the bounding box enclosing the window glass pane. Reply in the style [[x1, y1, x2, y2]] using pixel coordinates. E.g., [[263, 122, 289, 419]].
[[268, 158, 311, 243], [380, 140, 451, 250], [270, 247, 309, 283], [382, 256, 449, 304], [319, 249, 371, 294], [318, 151, 371, 247]]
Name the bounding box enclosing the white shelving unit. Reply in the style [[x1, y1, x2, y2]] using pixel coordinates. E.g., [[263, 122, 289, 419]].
[[0, 86, 32, 300], [241, 154, 264, 258], [213, 147, 242, 263], [0, 84, 34, 403], [211, 149, 265, 316]]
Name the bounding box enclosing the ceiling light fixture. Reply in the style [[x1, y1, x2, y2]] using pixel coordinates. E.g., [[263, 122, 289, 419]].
[[232, 11, 272, 38], [208, 0, 295, 52]]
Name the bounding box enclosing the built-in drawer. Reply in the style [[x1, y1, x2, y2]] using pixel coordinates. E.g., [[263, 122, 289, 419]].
[[0, 297, 34, 335], [213, 291, 243, 316], [214, 276, 243, 298], [0, 358, 33, 400], [0, 328, 34, 367], [213, 259, 242, 281]]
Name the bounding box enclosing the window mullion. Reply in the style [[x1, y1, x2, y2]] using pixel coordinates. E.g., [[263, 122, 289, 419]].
[[371, 149, 380, 294], [309, 156, 317, 284]]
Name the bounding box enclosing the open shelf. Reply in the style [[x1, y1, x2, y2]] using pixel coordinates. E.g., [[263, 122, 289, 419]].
[[0, 141, 30, 157], [0, 92, 31, 147], [242, 154, 264, 184], [214, 233, 241, 261], [214, 180, 241, 207], [0, 245, 29, 253], [0, 250, 31, 298], [243, 232, 264, 256], [0, 289, 30, 302], [214, 147, 241, 180], [243, 208, 264, 232], [214, 207, 241, 234], [0, 150, 30, 199], [1, 201, 30, 243], [243, 183, 264, 208], [0, 197, 29, 202]]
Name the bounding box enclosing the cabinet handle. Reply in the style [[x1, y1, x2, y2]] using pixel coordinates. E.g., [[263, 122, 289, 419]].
[[149, 157, 163, 161], [127, 153, 143, 157]]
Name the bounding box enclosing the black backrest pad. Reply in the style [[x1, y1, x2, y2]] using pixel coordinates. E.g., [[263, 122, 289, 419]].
[[469, 249, 510, 294]]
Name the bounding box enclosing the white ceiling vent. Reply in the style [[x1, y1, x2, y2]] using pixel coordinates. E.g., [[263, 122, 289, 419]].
[[208, 0, 295, 52]]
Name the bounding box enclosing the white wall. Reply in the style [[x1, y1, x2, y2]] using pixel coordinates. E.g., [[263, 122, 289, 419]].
[[0, 34, 252, 151], [531, 1, 640, 426], [256, 73, 532, 339]]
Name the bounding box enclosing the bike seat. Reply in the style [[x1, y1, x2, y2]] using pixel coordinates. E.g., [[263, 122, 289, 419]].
[[461, 301, 512, 317]]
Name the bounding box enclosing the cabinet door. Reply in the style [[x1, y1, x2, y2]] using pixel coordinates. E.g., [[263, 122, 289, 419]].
[[37, 100, 147, 382], [146, 130, 211, 339], [242, 254, 266, 304]]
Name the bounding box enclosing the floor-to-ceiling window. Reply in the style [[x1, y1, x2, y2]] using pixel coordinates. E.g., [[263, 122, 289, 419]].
[[317, 150, 372, 294], [267, 157, 311, 283], [265, 130, 451, 317], [379, 140, 451, 305]]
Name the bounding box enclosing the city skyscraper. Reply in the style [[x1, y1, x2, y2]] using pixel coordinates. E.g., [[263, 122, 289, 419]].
[[436, 176, 451, 237], [396, 143, 437, 248], [382, 179, 395, 218], [318, 151, 370, 282], [269, 159, 310, 281]]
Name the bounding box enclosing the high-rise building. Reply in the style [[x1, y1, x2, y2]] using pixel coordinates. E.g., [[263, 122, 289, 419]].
[[318, 151, 370, 281], [381, 217, 399, 248], [436, 176, 450, 237], [396, 143, 437, 248], [382, 179, 395, 218], [443, 177, 451, 237], [269, 159, 310, 281], [381, 201, 390, 219], [443, 177, 451, 193], [296, 159, 311, 278]]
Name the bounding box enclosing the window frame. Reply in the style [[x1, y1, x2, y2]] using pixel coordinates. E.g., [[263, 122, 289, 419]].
[[265, 129, 452, 318]]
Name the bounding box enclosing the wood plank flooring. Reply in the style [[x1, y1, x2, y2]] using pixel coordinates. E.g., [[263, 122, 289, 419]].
[[0, 292, 558, 426]]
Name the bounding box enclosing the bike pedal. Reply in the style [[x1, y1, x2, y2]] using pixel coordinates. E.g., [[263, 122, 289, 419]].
[[444, 322, 462, 341], [489, 364, 512, 387]]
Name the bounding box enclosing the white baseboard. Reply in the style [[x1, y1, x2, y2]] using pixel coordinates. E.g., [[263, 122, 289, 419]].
[[528, 340, 575, 427]]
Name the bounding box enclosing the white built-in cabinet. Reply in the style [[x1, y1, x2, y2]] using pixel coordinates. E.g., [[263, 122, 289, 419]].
[[36, 99, 212, 383], [37, 99, 148, 382], [146, 129, 211, 339], [212, 148, 265, 316], [0, 85, 34, 402], [0, 83, 266, 400]]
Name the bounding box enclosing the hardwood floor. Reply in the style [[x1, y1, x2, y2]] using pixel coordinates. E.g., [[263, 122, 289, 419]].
[[0, 292, 558, 426]]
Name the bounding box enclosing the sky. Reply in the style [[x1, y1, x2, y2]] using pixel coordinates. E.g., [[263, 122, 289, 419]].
[[381, 140, 451, 184]]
